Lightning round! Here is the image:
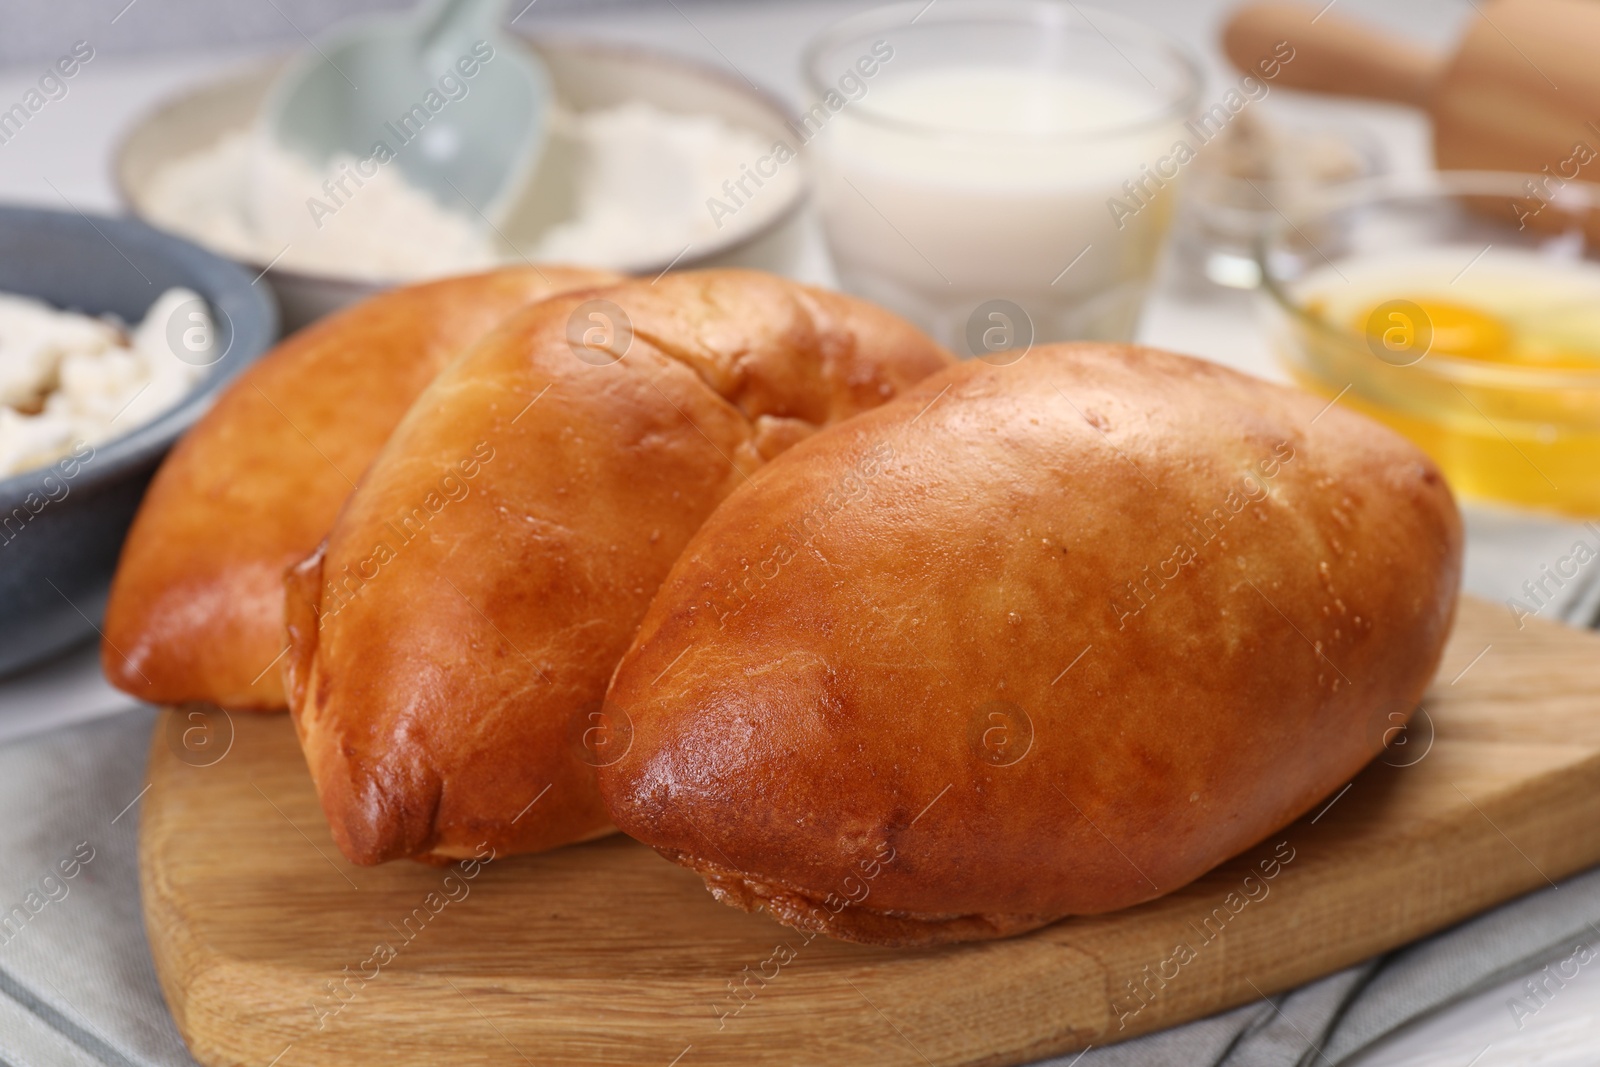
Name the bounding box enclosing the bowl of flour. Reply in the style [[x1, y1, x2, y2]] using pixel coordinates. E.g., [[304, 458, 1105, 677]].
[[115, 37, 808, 329]]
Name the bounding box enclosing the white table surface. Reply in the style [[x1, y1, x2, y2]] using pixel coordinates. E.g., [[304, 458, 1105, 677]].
[[1, 2, 1597, 1063]]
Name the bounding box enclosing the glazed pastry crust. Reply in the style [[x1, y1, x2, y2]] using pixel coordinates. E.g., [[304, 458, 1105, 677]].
[[101, 266, 616, 709], [285, 270, 953, 865], [599, 343, 1463, 946], [671, 850, 1055, 946]]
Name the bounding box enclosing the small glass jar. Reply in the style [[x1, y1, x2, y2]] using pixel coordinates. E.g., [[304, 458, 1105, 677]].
[[1171, 113, 1387, 292]]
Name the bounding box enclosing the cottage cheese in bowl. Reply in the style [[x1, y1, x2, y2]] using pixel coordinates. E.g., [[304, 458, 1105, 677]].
[[0, 287, 211, 477]]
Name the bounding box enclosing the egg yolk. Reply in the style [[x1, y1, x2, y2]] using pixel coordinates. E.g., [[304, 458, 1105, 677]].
[[1357, 299, 1512, 362]]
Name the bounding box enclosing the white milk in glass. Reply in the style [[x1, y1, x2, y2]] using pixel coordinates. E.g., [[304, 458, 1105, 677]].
[[811, 66, 1188, 351]]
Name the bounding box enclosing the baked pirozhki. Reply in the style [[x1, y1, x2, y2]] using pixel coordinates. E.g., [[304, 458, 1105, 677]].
[[599, 342, 1463, 946], [284, 269, 954, 864], [102, 266, 616, 709]]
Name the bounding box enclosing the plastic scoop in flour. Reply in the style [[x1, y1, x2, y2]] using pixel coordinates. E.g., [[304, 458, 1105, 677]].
[[260, 0, 550, 227]]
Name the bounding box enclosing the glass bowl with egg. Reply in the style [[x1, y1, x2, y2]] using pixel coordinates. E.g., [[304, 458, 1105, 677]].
[[1258, 171, 1600, 518], [114, 38, 808, 330]]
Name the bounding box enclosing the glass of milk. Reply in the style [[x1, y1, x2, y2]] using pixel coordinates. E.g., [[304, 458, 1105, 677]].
[[802, 1, 1201, 355]]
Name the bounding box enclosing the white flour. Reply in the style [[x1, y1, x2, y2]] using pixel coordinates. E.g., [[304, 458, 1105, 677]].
[[529, 101, 798, 270], [141, 101, 798, 282]]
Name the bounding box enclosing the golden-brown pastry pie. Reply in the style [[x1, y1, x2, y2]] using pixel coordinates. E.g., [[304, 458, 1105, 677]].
[[102, 266, 616, 709], [599, 342, 1463, 946], [284, 270, 954, 864]]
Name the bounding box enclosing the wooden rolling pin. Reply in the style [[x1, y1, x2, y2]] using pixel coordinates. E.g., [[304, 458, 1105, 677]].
[[1222, 0, 1600, 175]]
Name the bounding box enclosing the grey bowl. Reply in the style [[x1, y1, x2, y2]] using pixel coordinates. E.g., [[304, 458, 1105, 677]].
[[0, 205, 278, 678]]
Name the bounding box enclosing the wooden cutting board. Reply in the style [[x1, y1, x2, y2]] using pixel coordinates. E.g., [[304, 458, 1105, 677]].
[[141, 596, 1600, 1067]]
